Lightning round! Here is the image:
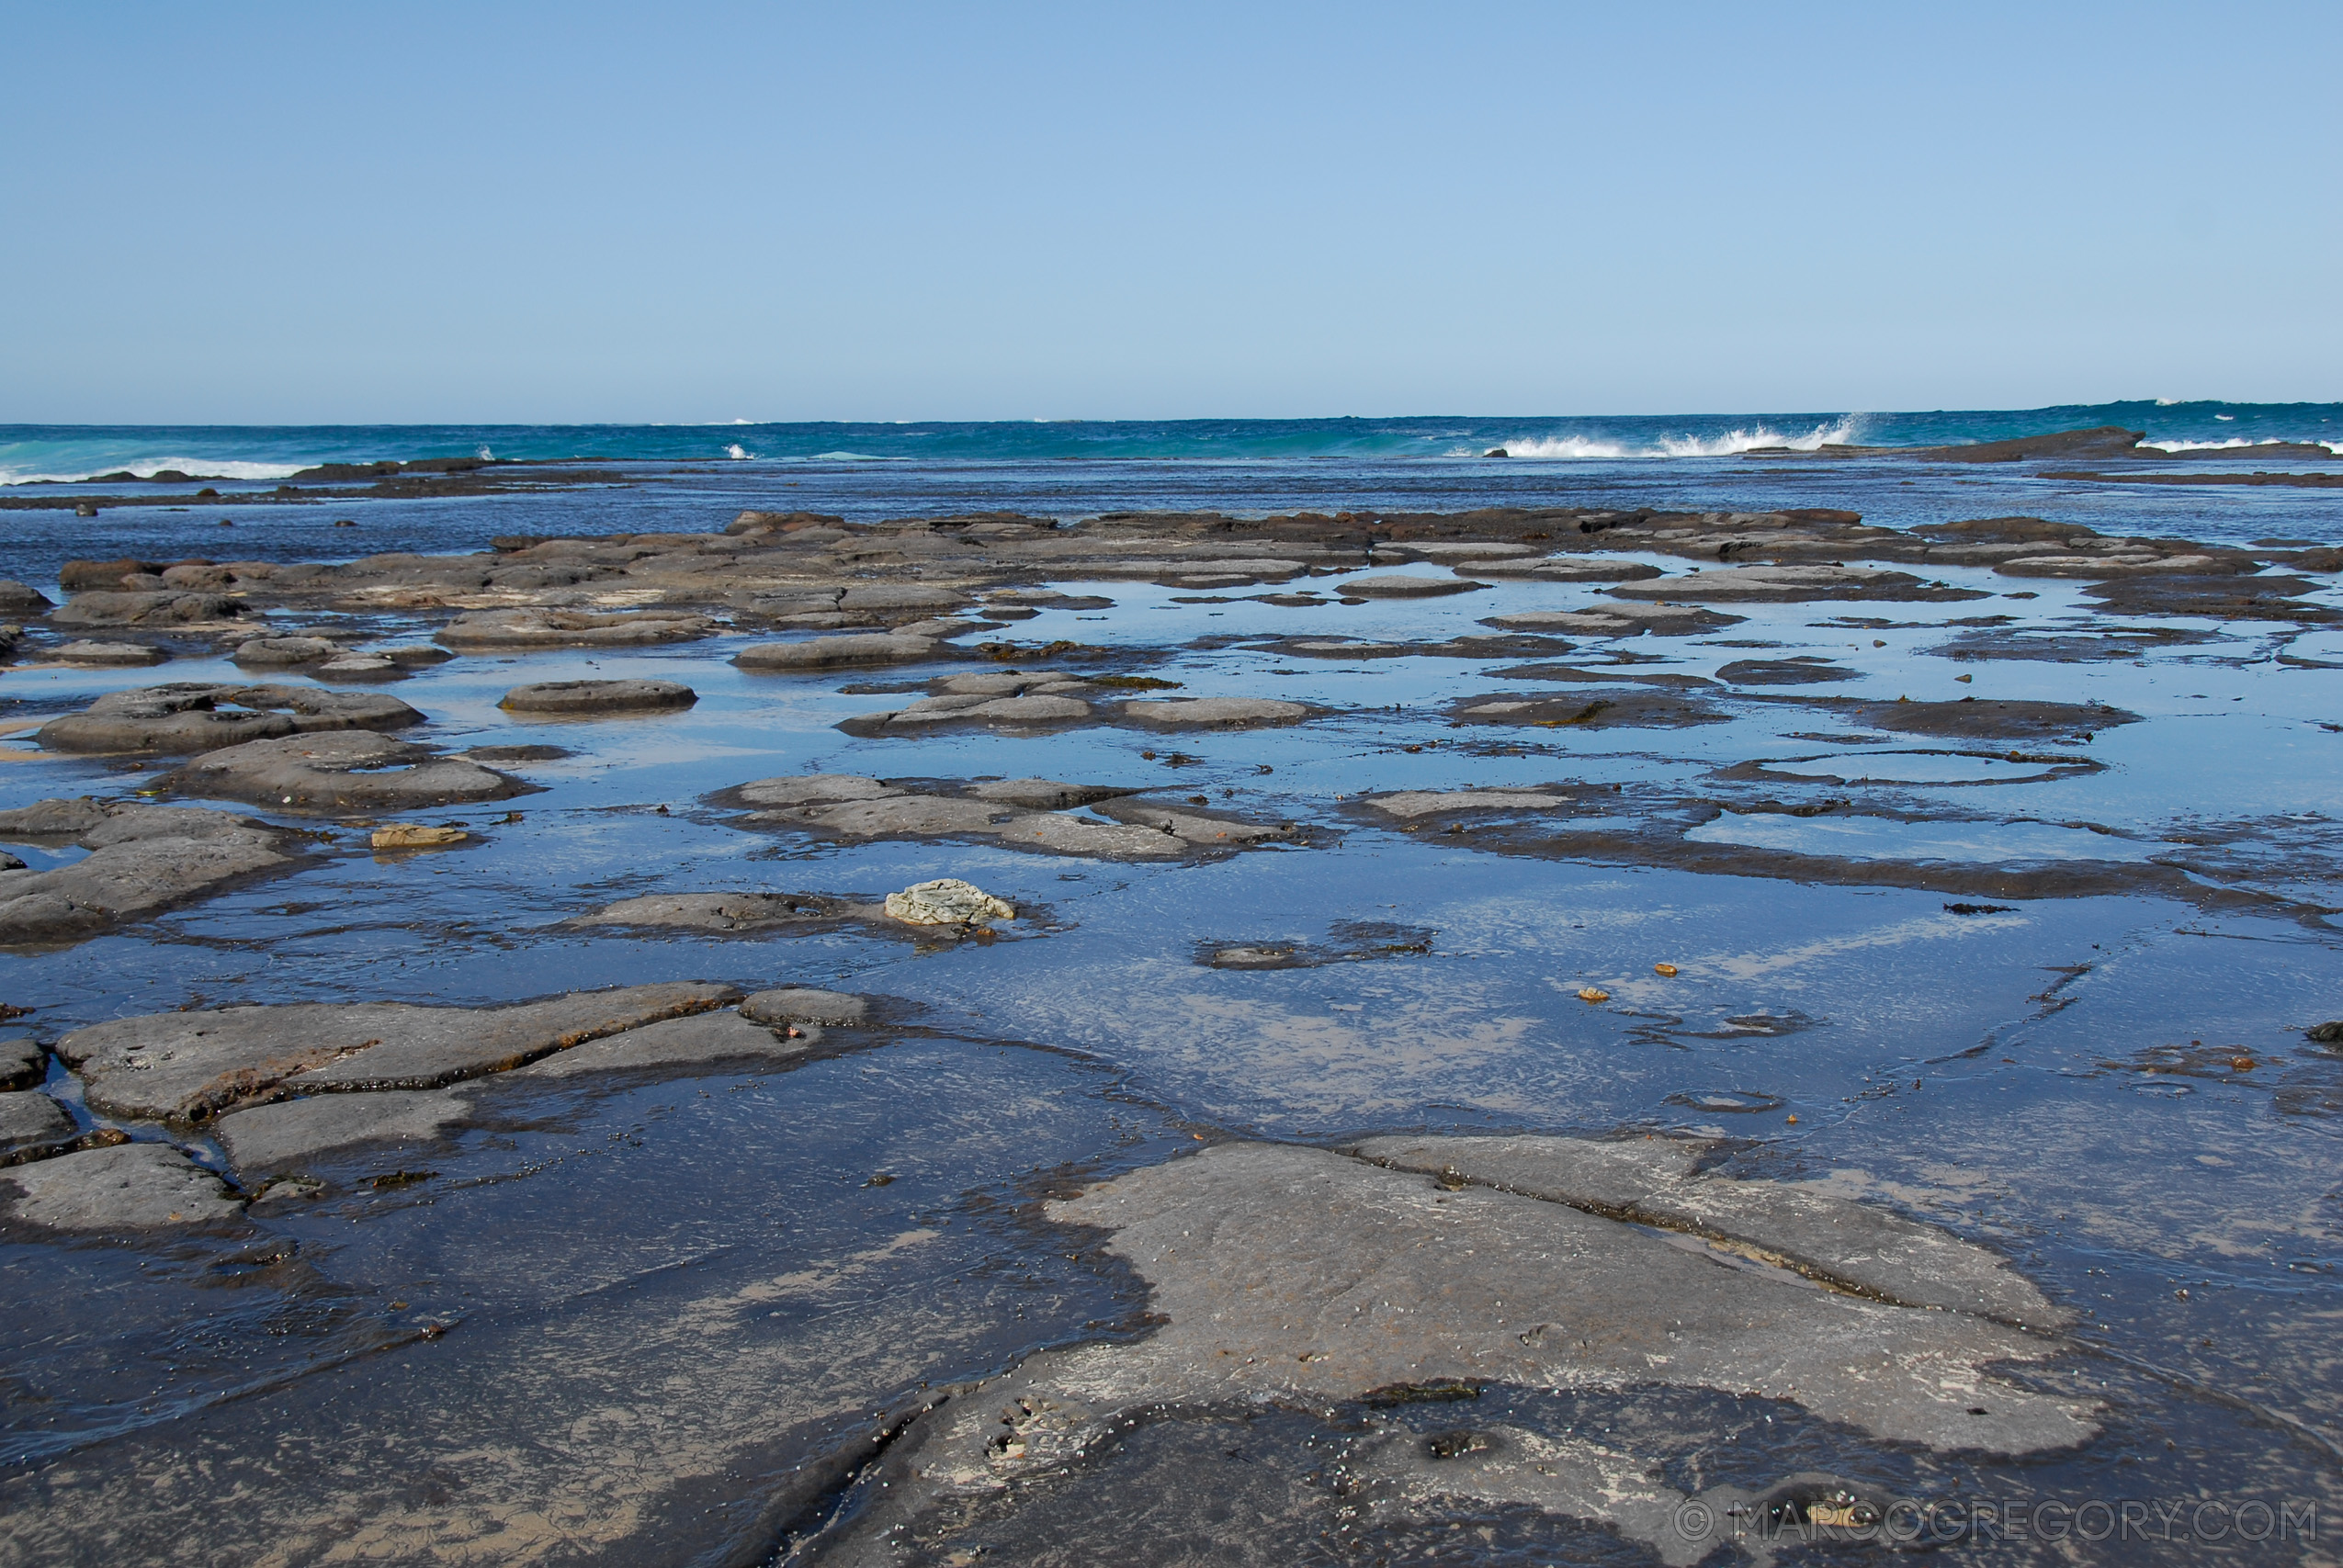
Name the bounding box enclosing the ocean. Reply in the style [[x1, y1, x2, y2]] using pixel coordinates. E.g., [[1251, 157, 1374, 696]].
[[4, 401, 2339, 484]]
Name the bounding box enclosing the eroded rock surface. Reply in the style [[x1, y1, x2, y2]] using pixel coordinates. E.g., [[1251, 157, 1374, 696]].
[[0, 1143, 245, 1230], [0, 799, 307, 945], [437, 607, 716, 651], [819, 1138, 2092, 1560], [162, 731, 529, 813], [35, 682, 423, 755], [497, 678, 696, 715], [58, 981, 741, 1122], [717, 773, 1296, 860]]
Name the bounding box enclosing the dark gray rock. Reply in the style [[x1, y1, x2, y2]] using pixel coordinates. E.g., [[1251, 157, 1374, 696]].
[[436, 607, 716, 651], [161, 731, 529, 814], [50, 591, 243, 628], [498, 679, 697, 716], [0, 1090, 74, 1156], [1339, 573, 1489, 598], [0, 1035, 42, 1091], [731, 634, 939, 671], [571, 892, 872, 932], [52, 640, 170, 667], [739, 988, 870, 1026], [211, 1089, 470, 1176], [58, 981, 743, 1122], [968, 778, 1141, 810], [0, 581, 53, 617], [231, 636, 341, 667], [35, 682, 423, 756], [0, 800, 304, 946], [0, 1142, 245, 1229]]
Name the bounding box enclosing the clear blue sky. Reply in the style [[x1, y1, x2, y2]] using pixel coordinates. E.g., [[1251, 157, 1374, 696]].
[[4, 2, 2335, 423]]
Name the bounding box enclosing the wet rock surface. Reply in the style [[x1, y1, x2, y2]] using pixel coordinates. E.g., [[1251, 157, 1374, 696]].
[[161, 731, 530, 813], [715, 772, 1297, 860], [496, 678, 696, 715], [0, 798, 307, 945], [6, 470, 2343, 1564], [35, 682, 423, 755], [59, 981, 741, 1121]]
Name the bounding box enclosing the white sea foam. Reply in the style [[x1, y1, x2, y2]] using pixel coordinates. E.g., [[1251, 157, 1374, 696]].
[[0, 457, 309, 487], [726, 444, 754, 460], [1465, 415, 1868, 460], [2148, 435, 2342, 454]]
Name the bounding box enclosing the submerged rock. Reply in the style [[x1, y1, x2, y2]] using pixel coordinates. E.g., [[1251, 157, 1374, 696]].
[[884, 878, 1013, 926], [497, 678, 697, 715], [58, 981, 741, 1122], [0, 1142, 245, 1230], [161, 731, 529, 813], [0, 799, 305, 946], [230, 635, 342, 667], [572, 891, 868, 932], [35, 682, 423, 755]]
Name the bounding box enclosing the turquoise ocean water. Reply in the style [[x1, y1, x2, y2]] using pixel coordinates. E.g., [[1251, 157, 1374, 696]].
[[3, 402, 2338, 485]]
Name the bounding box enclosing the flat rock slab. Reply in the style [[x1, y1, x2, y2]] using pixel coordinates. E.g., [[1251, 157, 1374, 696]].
[[571, 891, 875, 932], [0, 799, 305, 946], [1608, 565, 1974, 603], [212, 1089, 470, 1176], [436, 608, 716, 651], [57, 981, 741, 1122], [1370, 789, 1573, 819], [497, 679, 696, 716], [835, 1140, 2093, 1559], [1449, 690, 1728, 730], [231, 636, 341, 667], [740, 987, 870, 1025], [504, 1010, 806, 1081], [732, 634, 939, 671], [36, 682, 423, 755], [1353, 1134, 2070, 1329], [0, 1035, 42, 1090], [0, 1091, 74, 1156], [1717, 657, 1860, 684], [1483, 605, 1742, 637], [161, 731, 530, 814], [1844, 697, 2139, 741], [1122, 696, 1312, 727], [717, 773, 1296, 861], [52, 640, 169, 667], [50, 591, 243, 628], [0, 1142, 245, 1230], [1338, 573, 1489, 598]]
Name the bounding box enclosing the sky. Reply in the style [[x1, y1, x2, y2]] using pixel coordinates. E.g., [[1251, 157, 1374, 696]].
[[3, 2, 2337, 423]]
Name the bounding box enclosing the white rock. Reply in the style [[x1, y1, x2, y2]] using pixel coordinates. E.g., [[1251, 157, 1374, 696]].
[[883, 878, 1014, 926]]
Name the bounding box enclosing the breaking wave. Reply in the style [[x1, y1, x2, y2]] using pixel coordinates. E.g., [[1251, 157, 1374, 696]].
[[2151, 435, 2343, 454], [0, 457, 307, 486], [1467, 415, 1868, 460]]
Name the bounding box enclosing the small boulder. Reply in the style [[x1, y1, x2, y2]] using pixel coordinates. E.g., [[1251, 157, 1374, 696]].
[[883, 878, 1013, 926], [498, 679, 697, 716], [0, 1034, 44, 1090]]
